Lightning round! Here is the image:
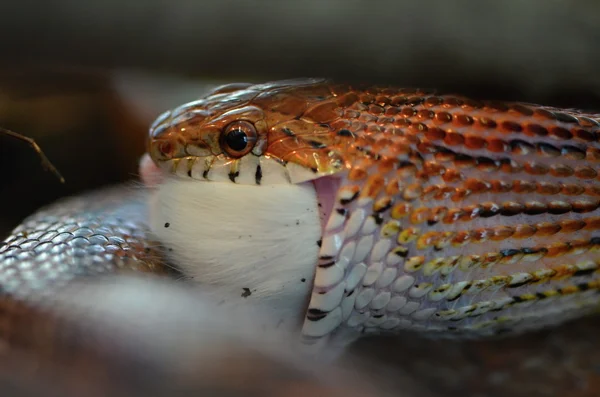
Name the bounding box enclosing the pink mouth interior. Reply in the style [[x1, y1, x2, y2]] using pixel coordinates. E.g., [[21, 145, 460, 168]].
[[311, 176, 342, 232], [139, 153, 164, 187]]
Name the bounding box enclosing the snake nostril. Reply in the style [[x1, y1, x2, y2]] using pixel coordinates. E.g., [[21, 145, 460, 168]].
[[149, 138, 178, 161], [159, 141, 173, 155]]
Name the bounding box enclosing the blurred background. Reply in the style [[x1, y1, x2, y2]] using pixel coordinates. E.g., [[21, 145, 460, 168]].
[[2, 0, 600, 236], [1, 1, 600, 396]]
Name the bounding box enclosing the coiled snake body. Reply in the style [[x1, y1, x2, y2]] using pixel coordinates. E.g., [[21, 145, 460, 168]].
[[2, 78, 600, 395]]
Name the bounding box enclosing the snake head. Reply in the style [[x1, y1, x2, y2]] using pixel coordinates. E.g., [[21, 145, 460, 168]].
[[144, 79, 353, 336], [148, 78, 346, 184]]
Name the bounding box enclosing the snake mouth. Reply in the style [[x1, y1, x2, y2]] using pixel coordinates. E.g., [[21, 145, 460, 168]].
[[142, 151, 346, 341], [139, 153, 165, 187], [312, 176, 342, 235], [144, 149, 340, 186]]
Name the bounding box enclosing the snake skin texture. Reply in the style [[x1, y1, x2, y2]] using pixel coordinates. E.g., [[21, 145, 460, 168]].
[[0, 186, 171, 298], [3, 79, 600, 396], [0, 187, 392, 397], [147, 79, 600, 348]]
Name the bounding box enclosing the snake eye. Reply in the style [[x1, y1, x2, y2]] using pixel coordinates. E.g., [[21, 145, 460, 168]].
[[220, 121, 257, 158]]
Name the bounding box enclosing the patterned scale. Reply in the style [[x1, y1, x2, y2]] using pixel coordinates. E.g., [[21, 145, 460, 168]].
[[298, 86, 600, 344], [0, 187, 170, 298]]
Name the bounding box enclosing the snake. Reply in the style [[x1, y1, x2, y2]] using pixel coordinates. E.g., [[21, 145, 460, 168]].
[[3, 77, 600, 395]]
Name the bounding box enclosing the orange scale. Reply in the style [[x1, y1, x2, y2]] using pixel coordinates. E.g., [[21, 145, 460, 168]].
[[385, 179, 403, 196], [442, 169, 464, 183], [490, 226, 514, 241], [584, 217, 600, 230], [465, 135, 488, 150], [360, 174, 385, 199], [348, 167, 368, 181], [535, 222, 562, 236], [513, 225, 537, 239], [550, 164, 574, 178], [391, 202, 412, 219], [574, 166, 598, 179], [444, 132, 465, 146], [586, 186, 600, 196], [559, 219, 585, 233]]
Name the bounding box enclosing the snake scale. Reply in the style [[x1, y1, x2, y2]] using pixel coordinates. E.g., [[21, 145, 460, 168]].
[[2, 78, 600, 395]]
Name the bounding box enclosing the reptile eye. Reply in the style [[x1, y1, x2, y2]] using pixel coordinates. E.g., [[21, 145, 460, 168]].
[[220, 121, 257, 158]]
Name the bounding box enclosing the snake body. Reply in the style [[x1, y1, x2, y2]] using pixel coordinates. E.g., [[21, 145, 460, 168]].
[[2, 78, 600, 391], [146, 78, 600, 348], [0, 188, 388, 396]]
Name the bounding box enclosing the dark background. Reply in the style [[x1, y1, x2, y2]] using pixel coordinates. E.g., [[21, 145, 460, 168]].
[[1, 2, 600, 396], [1, 0, 600, 236]]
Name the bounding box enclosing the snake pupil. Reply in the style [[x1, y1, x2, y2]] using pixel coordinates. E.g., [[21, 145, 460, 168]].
[[220, 120, 258, 158], [225, 129, 248, 151]]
